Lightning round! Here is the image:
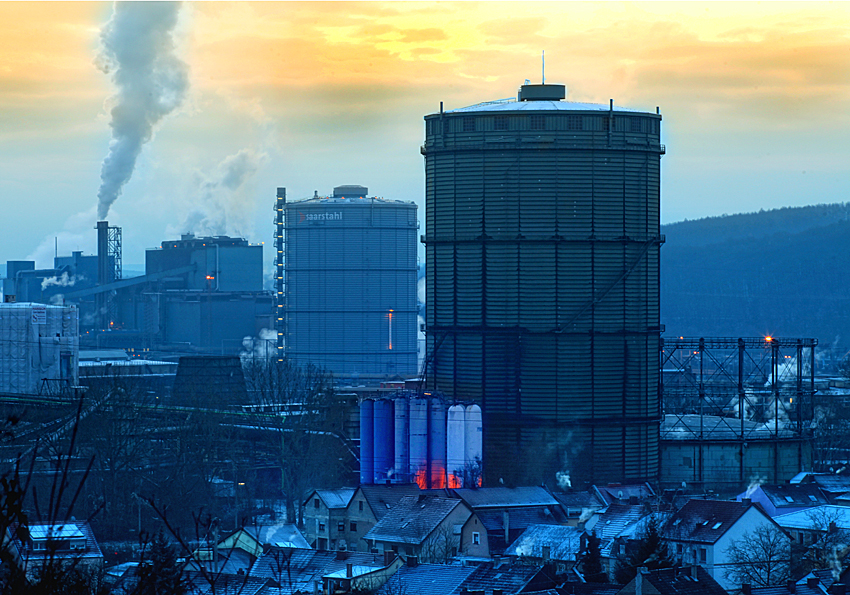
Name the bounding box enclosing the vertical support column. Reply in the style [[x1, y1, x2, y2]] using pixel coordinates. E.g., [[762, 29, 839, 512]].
[[275, 188, 286, 364], [738, 338, 745, 486], [698, 337, 705, 487]]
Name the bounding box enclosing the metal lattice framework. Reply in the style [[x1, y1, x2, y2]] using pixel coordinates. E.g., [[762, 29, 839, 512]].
[[661, 337, 817, 440], [275, 188, 286, 363]]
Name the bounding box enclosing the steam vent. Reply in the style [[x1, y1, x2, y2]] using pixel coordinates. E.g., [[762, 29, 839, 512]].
[[421, 83, 665, 485]]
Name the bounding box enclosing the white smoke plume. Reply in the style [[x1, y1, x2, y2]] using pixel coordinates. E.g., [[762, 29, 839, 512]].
[[96, 1, 189, 220], [41, 273, 85, 290], [240, 328, 277, 366], [556, 471, 572, 490], [173, 148, 268, 238], [744, 474, 766, 498]]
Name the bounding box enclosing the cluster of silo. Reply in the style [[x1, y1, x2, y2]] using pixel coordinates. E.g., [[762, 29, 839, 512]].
[[359, 396, 482, 488]]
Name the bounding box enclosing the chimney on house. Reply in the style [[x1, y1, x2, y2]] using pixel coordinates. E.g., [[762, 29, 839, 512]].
[[741, 584, 751, 595], [346, 563, 353, 578], [503, 510, 510, 542]]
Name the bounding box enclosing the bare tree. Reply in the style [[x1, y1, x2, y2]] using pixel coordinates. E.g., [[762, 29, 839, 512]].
[[723, 524, 791, 587], [243, 358, 354, 526]]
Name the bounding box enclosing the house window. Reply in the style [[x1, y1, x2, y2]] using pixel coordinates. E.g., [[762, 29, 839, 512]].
[[699, 548, 707, 563], [472, 532, 480, 545], [530, 115, 545, 130], [319, 523, 326, 532], [568, 115, 582, 131], [463, 117, 475, 132], [494, 116, 508, 131], [359, 501, 364, 512], [338, 522, 345, 533], [350, 522, 357, 532], [314, 499, 320, 509]]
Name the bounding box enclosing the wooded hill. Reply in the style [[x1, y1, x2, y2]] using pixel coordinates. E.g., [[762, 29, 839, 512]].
[[661, 203, 850, 355]]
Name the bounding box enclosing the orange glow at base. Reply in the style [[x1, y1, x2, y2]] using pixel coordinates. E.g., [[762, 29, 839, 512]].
[[448, 474, 462, 489], [414, 468, 428, 489]]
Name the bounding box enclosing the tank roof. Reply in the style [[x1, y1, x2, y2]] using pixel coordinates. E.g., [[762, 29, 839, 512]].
[[442, 98, 649, 114], [289, 195, 414, 206]]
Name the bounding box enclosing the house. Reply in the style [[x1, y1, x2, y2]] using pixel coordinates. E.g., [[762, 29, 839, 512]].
[[183, 571, 272, 595], [19, 521, 103, 580], [617, 566, 727, 595], [451, 486, 568, 555], [583, 503, 652, 576], [344, 483, 422, 552], [553, 490, 607, 527], [593, 483, 656, 507], [455, 559, 552, 594], [736, 484, 830, 517], [364, 495, 487, 562], [321, 553, 403, 594], [772, 504, 850, 548], [505, 524, 583, 574], [791, 473, 850, 503], [249, 547, 398, 594], [375, 556, 477, 595], [303, 488, 356, 550], [187, 525, 308, 575], [663, 499, 788, 590], [743, 575, 833, 595]]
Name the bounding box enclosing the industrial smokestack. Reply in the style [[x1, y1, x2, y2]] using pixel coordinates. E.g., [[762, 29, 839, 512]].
[[96, 1, 189, 220]]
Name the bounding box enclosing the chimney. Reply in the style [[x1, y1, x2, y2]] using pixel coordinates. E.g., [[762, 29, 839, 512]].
[[494, 590, 503, 595], [636, 568, 645, 595], [691, 565, 699, 580], [542, 545, 551, 562], [313, 579, 319, 595], [807, 577, 819, 588], [629, 495, 639, 505], [742, 498, 752, 507], [503, 510, 510, 542], [384, 550, 395, 566], [787, 580, 796, 593], [833, 583, 847, 595], [407, 555, 418, 567], [829, 521, 837, 533], [742, 584, 751, 595], [346, 563, 353, 578]]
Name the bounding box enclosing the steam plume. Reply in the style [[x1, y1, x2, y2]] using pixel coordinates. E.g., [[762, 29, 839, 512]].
[[96, 1, 189, 220], [175, 149, 267, 238]]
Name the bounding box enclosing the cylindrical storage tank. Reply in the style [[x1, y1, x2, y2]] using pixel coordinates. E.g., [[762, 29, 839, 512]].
[[372, 399, 395, 483], [464, 404, 483, 486], [284, 189, 419, 377], [428, 398, 447, 488], [446, 405, 466, 488], [409, 397, 429, 488], [359, 399, 374, 485], [422, 83, 664, 485], [393, 397, 410, 483]]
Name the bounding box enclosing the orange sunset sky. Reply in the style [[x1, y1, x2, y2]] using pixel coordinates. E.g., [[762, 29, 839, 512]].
[[0, 1, 848, 268]]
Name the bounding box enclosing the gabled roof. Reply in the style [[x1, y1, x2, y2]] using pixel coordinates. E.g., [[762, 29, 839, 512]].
[[249, 548, 387, 594], [306, 488, 356, 509], [738, 484, 829, 508], [184, 571, 271, 595], [375, 562, 476, 595], [557, 583, 622, 595], [453, 560, 542, 594], [451, 486, 560, 509], [477, 506, 567, 534], [622, 566, 727, 595], [586, 503, 647, 540], [554, 490, 607, 511], [773, 505, 850, 531], [663, 500, 758, 545], [593, 483, 655, 506], [365, 496, 468, 545], [810, 474, 850, 494], [357, 483, 422, 520], [22, 521, 102, 561], [505, 524, 583, 561]]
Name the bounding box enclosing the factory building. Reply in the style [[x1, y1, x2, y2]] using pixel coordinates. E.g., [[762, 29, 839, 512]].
[[283, 186, 418, 377], [2, 227, 271, 355], [0, 303, 79, 395], [422, 83, 665, 485]]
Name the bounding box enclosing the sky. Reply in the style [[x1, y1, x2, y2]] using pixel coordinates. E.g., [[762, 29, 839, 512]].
[[0, 1, 848, 272]]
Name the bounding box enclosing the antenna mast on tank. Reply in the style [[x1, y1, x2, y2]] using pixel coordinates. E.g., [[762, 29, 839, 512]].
[[542, 50, 545, 84]]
